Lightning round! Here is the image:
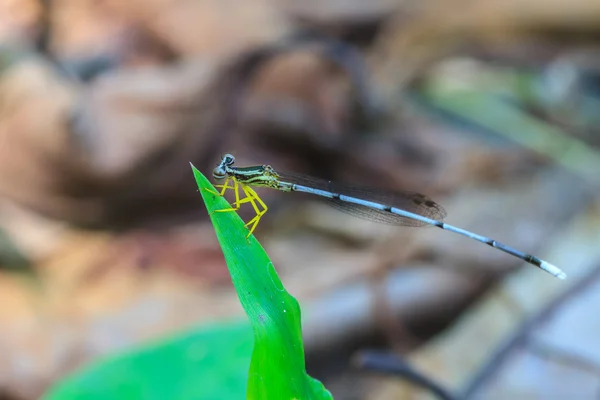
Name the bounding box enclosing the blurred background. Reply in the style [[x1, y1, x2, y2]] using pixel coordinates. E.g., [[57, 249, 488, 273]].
[[1, 0, 600, 399]]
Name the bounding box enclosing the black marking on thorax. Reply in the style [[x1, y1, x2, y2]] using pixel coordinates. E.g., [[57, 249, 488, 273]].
[[229, 165, 281, 189], [230, 166, 266, 183], [231, 166, 265, 177]]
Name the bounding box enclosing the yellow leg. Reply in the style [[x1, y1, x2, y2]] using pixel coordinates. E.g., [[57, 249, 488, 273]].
[[241, 186, 268, 238], [213, 179, 243, 213], [203, 177, 235, 197], [203, 178, 270, 239], [212, 179, 258, 215]]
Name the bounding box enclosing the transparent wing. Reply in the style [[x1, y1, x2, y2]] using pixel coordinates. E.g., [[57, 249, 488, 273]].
[[277, 171, 446, 227]]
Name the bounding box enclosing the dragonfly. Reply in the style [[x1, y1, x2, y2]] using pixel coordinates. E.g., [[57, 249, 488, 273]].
[[205, 154, 566, 280]]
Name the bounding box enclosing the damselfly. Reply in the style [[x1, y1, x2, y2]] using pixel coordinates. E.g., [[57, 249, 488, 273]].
[[206, 154, 566, 280]]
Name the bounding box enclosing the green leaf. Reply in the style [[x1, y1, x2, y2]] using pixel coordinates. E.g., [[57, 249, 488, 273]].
[[192, 165, 332, 400], [41, 166, 332, 400], [42, 319, 254, 400]]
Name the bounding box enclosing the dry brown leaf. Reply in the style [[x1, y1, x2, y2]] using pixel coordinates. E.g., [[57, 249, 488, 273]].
[[371, 0, 600, 99], [104, 0, 291, 58], [0, 0, 42, 43]]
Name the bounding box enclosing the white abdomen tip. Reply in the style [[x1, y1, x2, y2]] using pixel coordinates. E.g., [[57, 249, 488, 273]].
[[540, 261, 566, 280]]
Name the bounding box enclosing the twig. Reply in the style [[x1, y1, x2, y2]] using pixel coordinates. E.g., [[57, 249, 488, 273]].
[[354, 350, 457, 400], [461, 263, 600, 399], [528, 338, 600, 378]]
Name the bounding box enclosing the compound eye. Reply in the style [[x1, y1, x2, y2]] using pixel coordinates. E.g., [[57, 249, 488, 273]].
[[223, 154, 235, 165], [213, 167, 226, 180]]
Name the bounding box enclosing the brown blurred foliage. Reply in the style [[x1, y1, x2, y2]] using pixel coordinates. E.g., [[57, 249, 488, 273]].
[[0, 0, 599, 398]]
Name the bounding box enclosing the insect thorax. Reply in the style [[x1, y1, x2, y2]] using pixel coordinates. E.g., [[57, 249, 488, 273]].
[[231, 165, 281, 189]]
